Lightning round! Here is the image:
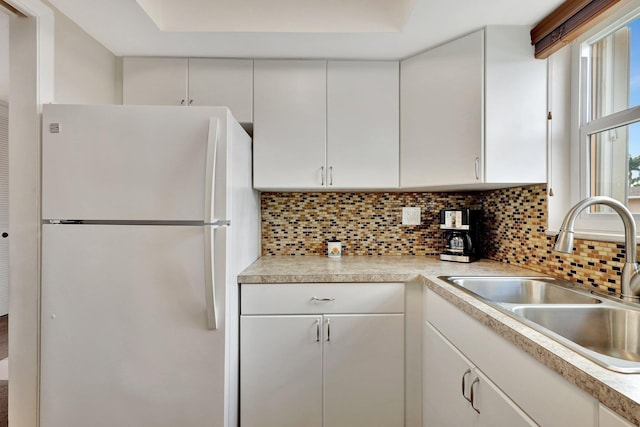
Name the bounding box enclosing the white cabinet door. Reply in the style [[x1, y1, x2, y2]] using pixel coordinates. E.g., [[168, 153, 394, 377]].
[[41, 224, 226, 427], [240, 315, 323, 427], [599, 405, 635, 427], [253, 60, 327, 189], [324, 314, 404, 427], [423, 323, 477, 427], [401, 30, 483, 188], [474, 369, 536, 427], [424, 323, 535, 427], [327, 61, 399, 189], [187, 58, 253, 123], [484, 26, 547, 184], [427, 290, 596, 427], [123, 57, 188, 105]]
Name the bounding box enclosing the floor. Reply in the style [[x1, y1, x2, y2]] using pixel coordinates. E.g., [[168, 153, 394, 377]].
[[0, 315, 8, 427]]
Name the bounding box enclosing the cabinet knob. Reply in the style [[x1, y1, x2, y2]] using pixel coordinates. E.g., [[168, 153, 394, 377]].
[[1, 232, 6, 238], [189, 99, 194, 106], [180, 99, 185, 105]]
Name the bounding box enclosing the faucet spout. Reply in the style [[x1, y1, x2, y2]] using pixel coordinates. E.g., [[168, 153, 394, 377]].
[[554, 196, 640, 301]]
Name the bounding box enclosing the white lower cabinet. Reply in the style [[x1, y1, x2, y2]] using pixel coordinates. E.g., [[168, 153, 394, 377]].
[[240, 283, 405, 427], [323, 314, 405, 427], [423, 322, 476, 426], [599, 404, 635, 427], [240, 315, 323, 427], [424, 323, 535, 427], [425, 289, 598, 426]]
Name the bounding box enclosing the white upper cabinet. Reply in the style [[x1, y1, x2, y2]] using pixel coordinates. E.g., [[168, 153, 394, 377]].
[[187, 58, 253, 122], [253, 60, 400, 190], [123, 57, 188, 106], [401, 30, 483, 188], [122, 57, 253, 123], [484, 28, 547, 184], [327, 61, 399, 189], [253, 60, 328, 189], [400, 27, 547, 190]]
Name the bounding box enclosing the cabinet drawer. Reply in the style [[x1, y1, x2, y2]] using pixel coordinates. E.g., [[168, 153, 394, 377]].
[[241, 283, 404, 315]]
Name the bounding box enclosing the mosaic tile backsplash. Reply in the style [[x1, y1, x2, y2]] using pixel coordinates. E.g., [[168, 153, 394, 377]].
[[261, 192, 482, 256], [482, 185, 629, 295], [261, 184, 633, 295]]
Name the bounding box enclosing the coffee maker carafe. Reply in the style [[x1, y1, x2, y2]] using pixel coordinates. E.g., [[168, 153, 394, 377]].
[[439, 209, 481, 263]]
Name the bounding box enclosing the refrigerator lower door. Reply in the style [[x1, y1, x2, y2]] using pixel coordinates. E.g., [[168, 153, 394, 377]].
[[40, 224, 227, 427]]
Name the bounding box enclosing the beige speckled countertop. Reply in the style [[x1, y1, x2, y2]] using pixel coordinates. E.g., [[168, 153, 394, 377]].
[[238, 256, 640, 425]]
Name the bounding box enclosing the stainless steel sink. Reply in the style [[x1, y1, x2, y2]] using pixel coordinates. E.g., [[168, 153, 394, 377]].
[[512, 305, 640, 373], [439, 275, 640, 372], [441, 276, 601, 304]]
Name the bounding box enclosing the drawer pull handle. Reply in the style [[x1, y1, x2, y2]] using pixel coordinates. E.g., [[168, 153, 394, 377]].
[[470, 377, 480, 414], [461, 369, 472, 403], [311, 297, 335, 302]]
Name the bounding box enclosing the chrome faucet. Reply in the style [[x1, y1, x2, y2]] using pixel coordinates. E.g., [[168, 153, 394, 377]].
[[554, 196, 640, 301]]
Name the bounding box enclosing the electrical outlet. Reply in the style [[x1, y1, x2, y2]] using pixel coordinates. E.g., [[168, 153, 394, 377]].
[[402, 207, 421, 225]]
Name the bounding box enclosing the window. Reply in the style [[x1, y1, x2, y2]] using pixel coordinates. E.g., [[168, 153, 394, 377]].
[[573, 8, 640, 234]]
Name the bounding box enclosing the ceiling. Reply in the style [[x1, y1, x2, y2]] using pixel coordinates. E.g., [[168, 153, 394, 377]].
[[46, 0, 565, 60], [134, 0, 416, 33]]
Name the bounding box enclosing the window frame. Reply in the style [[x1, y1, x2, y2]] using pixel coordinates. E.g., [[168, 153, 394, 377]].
[[569, 3, 640, 238]]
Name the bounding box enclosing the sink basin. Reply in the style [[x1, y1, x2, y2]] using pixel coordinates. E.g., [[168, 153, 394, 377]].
[[439, 276, 640, 372], [441, 276, 601, 305], [512, 305, 640, 372]]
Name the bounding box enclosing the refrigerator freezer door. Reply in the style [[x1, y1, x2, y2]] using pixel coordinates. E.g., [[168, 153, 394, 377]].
[[42, 104, 227, 222], [40, 224, 227, 427]]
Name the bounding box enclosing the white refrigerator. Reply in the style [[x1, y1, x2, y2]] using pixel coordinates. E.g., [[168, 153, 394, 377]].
[[39, 104, 259, 427]]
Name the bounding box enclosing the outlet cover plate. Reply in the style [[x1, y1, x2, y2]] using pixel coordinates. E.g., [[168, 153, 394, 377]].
[[402, 207, 421, 225]]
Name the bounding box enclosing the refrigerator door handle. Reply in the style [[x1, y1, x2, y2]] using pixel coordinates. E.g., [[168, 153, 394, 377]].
[[204, 119, 220, 330], [204, 118, 219, 224], [204, 224, 219, 330]]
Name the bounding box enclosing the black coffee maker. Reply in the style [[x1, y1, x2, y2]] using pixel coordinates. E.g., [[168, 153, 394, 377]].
[[439, 209, 481, 263]]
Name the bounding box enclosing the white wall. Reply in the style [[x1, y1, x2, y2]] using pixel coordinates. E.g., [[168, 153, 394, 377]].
[[45, 1, 117, 104], [0, 12, 8, 103]]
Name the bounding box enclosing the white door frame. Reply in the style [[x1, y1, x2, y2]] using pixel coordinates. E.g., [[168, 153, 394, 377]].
[[6, 0, 53, 426], [0, 100, 9, 317]]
